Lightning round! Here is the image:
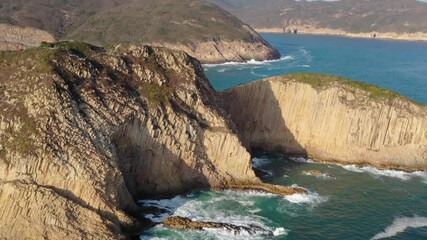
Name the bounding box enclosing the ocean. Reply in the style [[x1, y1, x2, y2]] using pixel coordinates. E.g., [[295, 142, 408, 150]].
[[205, 34, 427, 104], [140, 34, 427, 239]]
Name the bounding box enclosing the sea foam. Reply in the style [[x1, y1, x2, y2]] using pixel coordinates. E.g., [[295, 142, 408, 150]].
[[202, 56, 294, 67], [371, 216, 427, 240], [283, 185, 328, 207], [140, 189, 280, 237], [342, 165, 427, 182], [289, 157, 316, 163]]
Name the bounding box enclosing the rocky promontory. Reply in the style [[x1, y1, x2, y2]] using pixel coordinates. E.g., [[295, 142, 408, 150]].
[[221, 73, 427, 171], [0, 42, 292, 239], [0, 0, 280, 63]]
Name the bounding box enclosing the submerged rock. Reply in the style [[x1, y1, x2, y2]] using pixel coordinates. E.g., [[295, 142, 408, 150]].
[[303, 170, 323, 176], [303, 170, 336, 179], [228, 183, 307, 195], [164, 216, 274, 236]]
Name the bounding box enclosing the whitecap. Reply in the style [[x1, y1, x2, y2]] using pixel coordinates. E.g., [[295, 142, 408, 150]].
[[284, 186, 328, 207], [342, 165, 427, 182], [202, 56, 294, 67], [140, 235, 167, 240], [289, 157, 316, 163], [273, 227, 288, 236], [371, 216, 427, 240], [302, 65, 311, 68], [144, 212, 171, 223], [251, 156, 271, 168]]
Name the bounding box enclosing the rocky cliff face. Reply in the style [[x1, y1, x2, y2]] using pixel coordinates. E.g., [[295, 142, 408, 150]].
[[0, 24, 55, 50], [0, 42, 260, 239], [221, 73, 427, 171], [0, 0, 280, 63], [147, 33, 280, 64]]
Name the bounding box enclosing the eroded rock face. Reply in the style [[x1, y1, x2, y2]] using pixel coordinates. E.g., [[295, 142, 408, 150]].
[[146, 25, 280, 64], [0, 24, 55, 50], [0, 42, 259, 238], [221, 73, 427, 171]]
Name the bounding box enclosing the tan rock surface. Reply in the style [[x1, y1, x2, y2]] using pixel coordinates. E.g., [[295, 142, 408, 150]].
[[148, 39, 280, 64], [0, 42, 264, 239], [221, 73, 427, 171], [0, 24, 55, 51], [163, 216, 274, 236]]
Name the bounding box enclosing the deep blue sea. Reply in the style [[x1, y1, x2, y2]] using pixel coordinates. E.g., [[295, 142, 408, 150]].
[[205, 34, 427, 104], [140, 35, 427, 240]]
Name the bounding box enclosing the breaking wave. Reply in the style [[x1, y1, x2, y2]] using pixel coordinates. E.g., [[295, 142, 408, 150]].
[[139, 190, 289, 239], [203, 56, 294, 67], [371, 216, 427, 240], [284, 185, 328, 207], [342, 165, 427, 182]]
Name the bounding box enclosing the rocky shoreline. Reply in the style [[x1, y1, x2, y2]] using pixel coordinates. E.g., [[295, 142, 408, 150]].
[[1, 42, 426, 239], [163, 216, 274, 236], [255, 27, 427, 42]]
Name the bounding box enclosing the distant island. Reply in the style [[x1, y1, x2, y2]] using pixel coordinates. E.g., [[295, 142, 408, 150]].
[[209, 0, 427, 41], [0, 0, 279, 63]]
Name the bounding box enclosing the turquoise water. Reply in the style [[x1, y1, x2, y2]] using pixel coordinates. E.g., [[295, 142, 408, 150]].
[[204, 34, 427, 104], [140, 154, 427, 240], [140, 35, 427, 239]]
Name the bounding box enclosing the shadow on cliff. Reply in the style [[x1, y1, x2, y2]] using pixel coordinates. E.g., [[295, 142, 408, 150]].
[[112, 114, 213, 238], [221, 81, 308, 159]]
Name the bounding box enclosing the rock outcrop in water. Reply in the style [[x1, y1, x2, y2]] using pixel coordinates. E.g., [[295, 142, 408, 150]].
[[0, 42, 296, 239], [164, 216, 274, 236], [221, 73, 427, 171]]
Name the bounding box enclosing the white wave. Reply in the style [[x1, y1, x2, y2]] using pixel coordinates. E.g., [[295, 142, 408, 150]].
[[289, 157, 316, 163], [217, 68, 226, 73], [302, 65, 311, 68], [144, 212, 171, 223], [273, 227, 288, 236], [251, 157, 271, 168], [284, 186, 328, 207], [371, 216, 427, 240], [140, 235, 167, 240], [202, 56, 294, 67], [342, 165, 427, 182], [138, 195, 187, 212], [221, 189, 275, 198], [238, 200, 255, 206], [299, 47, 313, 62]]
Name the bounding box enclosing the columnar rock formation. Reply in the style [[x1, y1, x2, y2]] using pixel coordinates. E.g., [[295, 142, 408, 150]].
[[0, 42, 267, 239], [221, 73, 427, 171]]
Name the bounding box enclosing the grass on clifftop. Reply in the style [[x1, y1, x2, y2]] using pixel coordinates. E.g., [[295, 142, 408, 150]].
[[285, 73, 422, 105]]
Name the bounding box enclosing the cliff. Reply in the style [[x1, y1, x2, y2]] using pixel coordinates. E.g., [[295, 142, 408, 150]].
[[0, 42, 265, 239], [221, 73, 427, 171], [209, 0, 427, 42], [0, 24, 55, 50], [0, 0, 279, 63]]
